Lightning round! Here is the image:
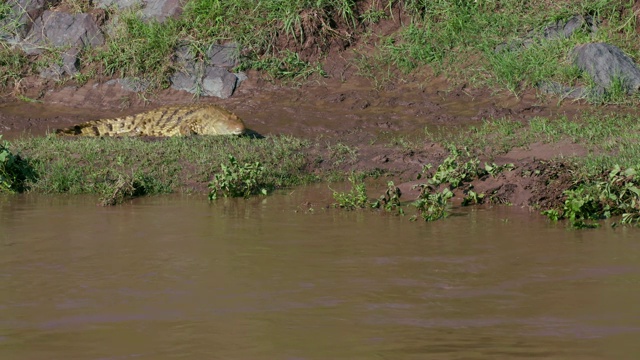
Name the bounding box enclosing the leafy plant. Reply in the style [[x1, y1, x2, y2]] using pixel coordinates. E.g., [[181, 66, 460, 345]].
[[413, 187, 454, 222], [371, 181, 404, 215], [429, 147, 486, 188], [462, 189, 485, 206], [0, 136, 35, 193], [331, 172, 369, 210], [542, 165, 640, 227], [208, 155, 270, 200], [485, 162, 515, 177]]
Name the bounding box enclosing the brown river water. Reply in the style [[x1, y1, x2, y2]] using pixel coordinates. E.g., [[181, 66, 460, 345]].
[[1, 187, 640, 360]]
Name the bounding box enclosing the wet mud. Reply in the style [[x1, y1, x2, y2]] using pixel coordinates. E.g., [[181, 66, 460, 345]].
[[0, 71, 591, 210]]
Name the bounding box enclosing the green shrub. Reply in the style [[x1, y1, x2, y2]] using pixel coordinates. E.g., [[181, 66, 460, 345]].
[[413, 187, 454, 222], [0, 136, 35, 193], [208, 155, 270, 199], [331, 172, 369, 210]]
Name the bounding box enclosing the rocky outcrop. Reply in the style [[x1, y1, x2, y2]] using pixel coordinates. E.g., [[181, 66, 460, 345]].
[[1, 1, 243, 98], [0, 0, 55, 43], [38, 48, 81, 79], [22, 10, 104, 54], [170, 44, 240, 99], [542, 15, 597, 40], [572, 42, 640, 93], [17, 10, 105, 79]]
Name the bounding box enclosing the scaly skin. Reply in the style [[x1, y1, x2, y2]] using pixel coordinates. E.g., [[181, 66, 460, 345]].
[[55, 104, 246, 137]]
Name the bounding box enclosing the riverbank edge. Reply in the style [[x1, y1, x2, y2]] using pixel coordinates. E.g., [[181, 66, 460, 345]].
[[3, 110, 640, 229]]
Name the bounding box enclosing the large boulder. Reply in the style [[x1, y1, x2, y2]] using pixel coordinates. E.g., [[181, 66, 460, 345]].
[[22, 10, 104, 55], [573, 42, 640, 92]]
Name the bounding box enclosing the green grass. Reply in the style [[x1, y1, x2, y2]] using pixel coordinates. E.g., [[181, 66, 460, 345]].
[[79, 0, 364, 88], [91, 11, 181, 90], [355, 0, 640, 98], [432, 112, 640, 172], [9, 135, 315, 203], [0, 45, 30, 88], [3, 0, 640, 97]]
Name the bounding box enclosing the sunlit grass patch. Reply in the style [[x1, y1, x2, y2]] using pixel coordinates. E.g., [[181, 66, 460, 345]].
[[10, 135, 314, 201]]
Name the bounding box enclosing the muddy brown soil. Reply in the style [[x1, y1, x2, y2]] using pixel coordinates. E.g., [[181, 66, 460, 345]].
[[0, 67, 591, 210]]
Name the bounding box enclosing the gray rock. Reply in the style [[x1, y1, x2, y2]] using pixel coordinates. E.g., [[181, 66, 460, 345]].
[[543, 15, 597, 40], [119, 77, 152, 92], [96, 0, 184, 23], [170, 69, 199, 94], [0, 0, 54, 43], [235, 71, 248, 84], [495, 14, 597, 53], [537, 81, 589, 99], [173, 43, 196, 62], [170, 46, 200, 93], [573, 42, 640, 92], [170, 64, 238, 99], [141, 0, 184, 22], [170, 44, 239, 98], [22, 10, 104, 55], [94, 0, 141, 9], [201, 66, 237, 98], [39, 47, 81, 80], [207, 43, 239, 68]]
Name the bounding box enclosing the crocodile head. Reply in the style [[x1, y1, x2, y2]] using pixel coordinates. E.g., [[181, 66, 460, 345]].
[[190, 106, 247, 136]]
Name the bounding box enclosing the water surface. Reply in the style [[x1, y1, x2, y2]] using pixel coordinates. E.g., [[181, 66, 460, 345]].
[[1, 190, 640, 359]]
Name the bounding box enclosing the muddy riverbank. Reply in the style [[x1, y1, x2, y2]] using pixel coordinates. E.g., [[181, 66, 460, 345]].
[[0, 72, 600, 219]]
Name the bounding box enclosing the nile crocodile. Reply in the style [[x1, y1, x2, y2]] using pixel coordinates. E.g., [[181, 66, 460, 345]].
[[55, 104, 246, 137]]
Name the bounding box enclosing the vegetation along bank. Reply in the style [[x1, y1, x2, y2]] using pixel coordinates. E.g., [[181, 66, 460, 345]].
[[3, 0, 640, 228]]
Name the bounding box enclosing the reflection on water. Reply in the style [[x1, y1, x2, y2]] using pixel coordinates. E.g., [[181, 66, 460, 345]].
[[1, 190, 640, 359]]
